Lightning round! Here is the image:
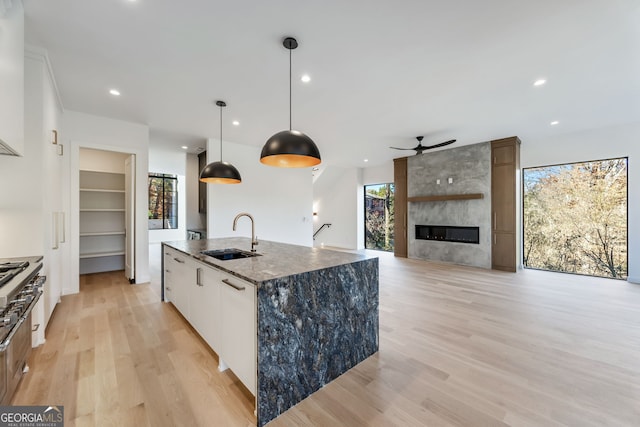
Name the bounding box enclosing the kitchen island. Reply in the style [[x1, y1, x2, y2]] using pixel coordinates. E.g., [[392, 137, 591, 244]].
[[161, 237, 379, 427]]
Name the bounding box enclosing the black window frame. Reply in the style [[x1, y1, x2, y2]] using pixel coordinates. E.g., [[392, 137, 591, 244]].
[[521, 156, 628, 279], [148, 173, 178, 230]]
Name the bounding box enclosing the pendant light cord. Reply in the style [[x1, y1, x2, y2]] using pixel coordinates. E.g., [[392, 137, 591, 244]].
[[289, 46, 292, 131], [219, 103, 223, 161]]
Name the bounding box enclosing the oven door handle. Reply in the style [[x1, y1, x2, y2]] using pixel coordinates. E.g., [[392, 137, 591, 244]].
[[0, 290, 43, 351]]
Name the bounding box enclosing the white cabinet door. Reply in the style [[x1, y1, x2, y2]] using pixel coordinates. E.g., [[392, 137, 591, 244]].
[[191, 263, 221, 350], [219, 273, 257, 395]]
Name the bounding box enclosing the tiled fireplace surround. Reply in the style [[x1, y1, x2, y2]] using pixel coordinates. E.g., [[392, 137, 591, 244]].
[[407, 141, 492, 268]]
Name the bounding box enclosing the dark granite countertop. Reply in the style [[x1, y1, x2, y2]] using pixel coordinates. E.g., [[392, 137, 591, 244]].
[[162, 237, 376, 284]]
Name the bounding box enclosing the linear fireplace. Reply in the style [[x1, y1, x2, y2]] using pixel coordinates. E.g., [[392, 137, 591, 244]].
[[415, 225, 480, 244]]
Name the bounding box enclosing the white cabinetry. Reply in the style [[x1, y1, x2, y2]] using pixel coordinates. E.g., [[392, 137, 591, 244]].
[[218, 273, 257, 395], [79, 171, 126, 274], [191, 261, 221, 350], [162, 246, 257, 395]]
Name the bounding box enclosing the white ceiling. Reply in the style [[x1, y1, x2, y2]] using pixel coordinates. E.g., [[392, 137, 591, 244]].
[[23, 0, 640, 167]]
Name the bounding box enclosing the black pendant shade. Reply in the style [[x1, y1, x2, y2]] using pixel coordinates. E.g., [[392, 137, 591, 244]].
[[260, 130, 321, 168], [199, 160, 241, 184], [200, 100, 242, 184], [260, 37, 321, 168]]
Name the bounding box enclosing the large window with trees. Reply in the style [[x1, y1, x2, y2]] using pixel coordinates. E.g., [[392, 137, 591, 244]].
[[523, 157, 627, 279], [148, 173, 178, 230], [365, 183, 394, 251]]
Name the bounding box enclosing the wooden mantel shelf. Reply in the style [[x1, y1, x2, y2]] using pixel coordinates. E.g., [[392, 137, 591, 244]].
[[407, 193, 484, 202]]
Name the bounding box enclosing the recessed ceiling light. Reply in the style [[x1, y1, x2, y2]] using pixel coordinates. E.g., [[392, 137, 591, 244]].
[[232, 120, 240, 126], [550, 120, 559, 126], [109, 89, 121, 96], [533, 79, 546, 87], [364, 159, 369, 162], [301, 74, 311, 83], [181, 146, 188, 149]]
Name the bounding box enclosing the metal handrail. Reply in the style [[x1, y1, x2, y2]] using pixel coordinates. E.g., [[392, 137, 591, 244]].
[[313, 223, 332, 240]]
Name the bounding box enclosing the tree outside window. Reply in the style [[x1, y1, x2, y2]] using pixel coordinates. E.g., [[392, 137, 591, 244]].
[[148, 173, 178, 230], [523, 158, 627, 279], [365, 183, 395, 251]]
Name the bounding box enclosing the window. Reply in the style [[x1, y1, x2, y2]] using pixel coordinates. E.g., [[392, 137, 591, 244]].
[[365, 183, 394, 251], [148, 173, 178, 230], [523, 157, 627, 279]]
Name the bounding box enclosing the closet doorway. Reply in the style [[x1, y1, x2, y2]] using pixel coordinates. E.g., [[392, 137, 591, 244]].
[[79, 148, 136, 282]]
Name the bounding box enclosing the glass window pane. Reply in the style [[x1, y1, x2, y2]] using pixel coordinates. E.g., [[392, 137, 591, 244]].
[[364, 183, 395, 252], [523, 158, 627, 279], [148, 174, 178, 230]]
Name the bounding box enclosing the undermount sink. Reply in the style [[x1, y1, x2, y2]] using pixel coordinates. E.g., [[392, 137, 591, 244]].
[[200, 248, 261, 261]]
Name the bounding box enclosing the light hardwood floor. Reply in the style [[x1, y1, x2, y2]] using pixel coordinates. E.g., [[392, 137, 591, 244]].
[[14, 251, 640, 426]]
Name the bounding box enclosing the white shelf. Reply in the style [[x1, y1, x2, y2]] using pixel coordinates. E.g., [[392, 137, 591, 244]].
[[80, 188, 125, 193], [79, 251, 125, 259], [80, 208, 125, 212], [80, 231, 125, 237], [79, 169, 127, 274]]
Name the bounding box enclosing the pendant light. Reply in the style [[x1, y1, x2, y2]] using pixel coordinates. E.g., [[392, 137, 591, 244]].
[[260, 37, 321, 168], [199, 100, 242, 184]]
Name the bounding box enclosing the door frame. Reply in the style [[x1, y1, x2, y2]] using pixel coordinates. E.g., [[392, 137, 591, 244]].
[[68, 141, 148, 295]]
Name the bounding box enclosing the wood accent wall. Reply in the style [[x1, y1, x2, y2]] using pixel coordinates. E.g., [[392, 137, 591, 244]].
[[491, 137, 521, 272], [393, 157, 408, 258]]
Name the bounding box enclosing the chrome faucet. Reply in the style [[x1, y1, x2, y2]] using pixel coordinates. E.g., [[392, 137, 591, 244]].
[[232, 212, 258, 252]]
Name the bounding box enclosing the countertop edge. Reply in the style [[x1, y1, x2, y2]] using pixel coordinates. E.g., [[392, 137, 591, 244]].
[[161, 240, 377, 285]]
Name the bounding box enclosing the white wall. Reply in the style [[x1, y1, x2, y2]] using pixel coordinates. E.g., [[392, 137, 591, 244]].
[[0, 68, 43, 257], [64, 111, 150, 292], [312, 166, 362, 250], [206, 140, 313, 247], [0, 0, 24, 154], [522, 121, 640, 283], [312, 161, 394, 250], [79, 148, 129, 173], [363, 161, 394, 186], [186, 153, 205, 231], [148, 145, 187, 243]]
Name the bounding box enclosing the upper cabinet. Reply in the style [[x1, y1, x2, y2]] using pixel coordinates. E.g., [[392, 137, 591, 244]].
[[198, 151, 207, 213], [0, 1, 24, 156]]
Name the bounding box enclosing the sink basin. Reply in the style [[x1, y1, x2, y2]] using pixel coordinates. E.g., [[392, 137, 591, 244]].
[[200, 248, 261, 261]]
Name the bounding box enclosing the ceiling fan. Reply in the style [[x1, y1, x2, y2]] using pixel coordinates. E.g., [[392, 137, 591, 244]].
[[390, 136, 456, 155]]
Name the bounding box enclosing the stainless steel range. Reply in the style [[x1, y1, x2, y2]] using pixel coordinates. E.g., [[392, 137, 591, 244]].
[[0, 256, 45, 405]]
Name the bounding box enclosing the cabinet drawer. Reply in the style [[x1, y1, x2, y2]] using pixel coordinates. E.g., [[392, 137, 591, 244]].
[[163, 247, 194, 316]]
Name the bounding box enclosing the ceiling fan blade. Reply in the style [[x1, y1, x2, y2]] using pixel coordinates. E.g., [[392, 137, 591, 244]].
[[423, 139, 456, 150], [389, 146, 419, 150]]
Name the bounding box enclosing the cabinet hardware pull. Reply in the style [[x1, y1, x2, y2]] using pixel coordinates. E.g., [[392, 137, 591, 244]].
[[174, 257, 185, 263], [494, 234, 497, 245], [165, 269, 170, 273], [166, 286, 171, 291], [196, 268, 203, 286], [60, 211, 66, 243], [52, 213, 59, 250], [32, 324, 40, 332], [493, 212, 497, 230], [222, 278, 245, 291]]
